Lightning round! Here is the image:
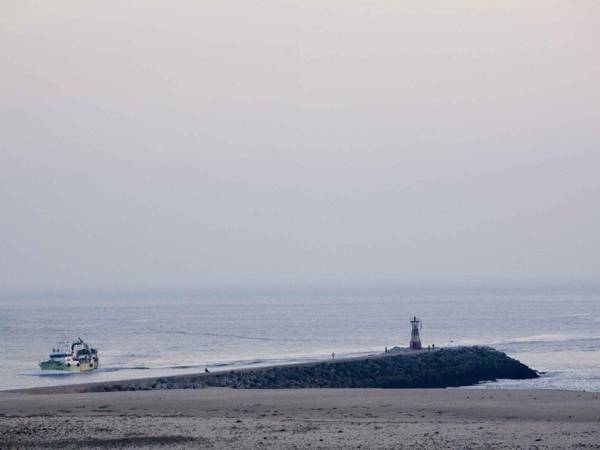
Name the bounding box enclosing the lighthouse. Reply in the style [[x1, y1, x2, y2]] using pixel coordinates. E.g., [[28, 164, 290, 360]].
[[409, 316, 422, 350]]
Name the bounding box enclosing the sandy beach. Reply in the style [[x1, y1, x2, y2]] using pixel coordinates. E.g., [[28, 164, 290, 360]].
[[2, 388, 600, 449]]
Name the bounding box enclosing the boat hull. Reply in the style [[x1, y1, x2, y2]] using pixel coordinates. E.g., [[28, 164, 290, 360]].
[[39, 359, 99, 372]]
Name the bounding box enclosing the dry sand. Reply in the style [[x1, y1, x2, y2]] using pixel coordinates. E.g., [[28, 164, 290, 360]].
[[1, 388, 600, 449]]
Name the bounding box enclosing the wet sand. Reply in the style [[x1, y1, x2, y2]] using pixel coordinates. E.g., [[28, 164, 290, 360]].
[[1, 388, 600, 449]]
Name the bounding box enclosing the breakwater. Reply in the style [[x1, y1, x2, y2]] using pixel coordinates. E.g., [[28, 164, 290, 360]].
[[75, 346, 537, 393]]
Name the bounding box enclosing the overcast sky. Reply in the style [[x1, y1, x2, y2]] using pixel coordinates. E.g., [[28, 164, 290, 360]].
[[1, 1, 599, 296]]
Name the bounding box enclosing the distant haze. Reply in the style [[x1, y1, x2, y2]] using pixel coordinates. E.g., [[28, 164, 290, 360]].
[[1, 1, 599, 296]]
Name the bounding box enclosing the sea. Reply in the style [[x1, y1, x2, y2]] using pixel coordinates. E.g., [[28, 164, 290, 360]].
[[1, 290, 599, 392]]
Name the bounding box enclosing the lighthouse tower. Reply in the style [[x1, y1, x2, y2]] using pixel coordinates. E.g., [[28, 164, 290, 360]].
[[409, 316, 422, 350]]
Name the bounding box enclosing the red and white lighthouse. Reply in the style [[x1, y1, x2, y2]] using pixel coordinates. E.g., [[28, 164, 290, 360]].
[[409, 316, 422, 350]]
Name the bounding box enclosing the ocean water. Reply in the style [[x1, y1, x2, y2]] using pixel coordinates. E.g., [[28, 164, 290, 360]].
[[0, 291, 599, 391]]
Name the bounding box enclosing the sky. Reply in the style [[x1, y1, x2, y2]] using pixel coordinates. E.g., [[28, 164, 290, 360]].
[[1, 1, 599, 296]]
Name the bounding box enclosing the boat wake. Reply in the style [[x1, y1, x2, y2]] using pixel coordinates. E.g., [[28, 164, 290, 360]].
[[19, 366, 151, 378], [19, 370, 78, 377]]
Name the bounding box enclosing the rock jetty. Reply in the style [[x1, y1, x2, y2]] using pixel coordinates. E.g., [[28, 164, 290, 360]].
[[85, 346, 537, 393]]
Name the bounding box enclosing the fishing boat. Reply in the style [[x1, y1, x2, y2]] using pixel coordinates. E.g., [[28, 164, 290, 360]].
[[39, 337, 99, 372]]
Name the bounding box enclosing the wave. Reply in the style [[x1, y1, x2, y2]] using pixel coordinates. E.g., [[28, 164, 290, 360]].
[[500, 336, 600, 349], [93, 353, 354, 372], [161, 349, 378, 372], [19, 365, 154, 378], [97, 366, 151, 372], [19, 370, 80, 377], [497, 334, 575, 344], [455, 333, 600, 348], [202, 332, 283, 342], [155, 358, 274, 370]]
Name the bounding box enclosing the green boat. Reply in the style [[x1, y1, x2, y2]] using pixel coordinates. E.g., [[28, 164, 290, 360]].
[[39, 337, 99, 372]]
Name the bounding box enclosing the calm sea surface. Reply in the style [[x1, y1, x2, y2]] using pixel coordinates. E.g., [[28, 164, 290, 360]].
[[1, 292, 599, 391]]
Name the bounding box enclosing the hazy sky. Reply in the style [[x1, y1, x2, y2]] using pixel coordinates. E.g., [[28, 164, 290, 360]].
[[1, 1, 599, 295]]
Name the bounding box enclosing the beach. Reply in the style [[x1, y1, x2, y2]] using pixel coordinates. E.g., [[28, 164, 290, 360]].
[[2, 388, 600, 449]]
